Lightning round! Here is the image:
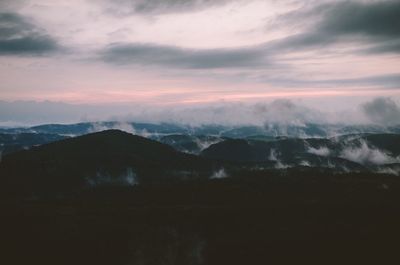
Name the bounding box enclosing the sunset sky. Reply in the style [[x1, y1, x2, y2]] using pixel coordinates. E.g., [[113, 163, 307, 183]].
[[0, 0, 400, 125]]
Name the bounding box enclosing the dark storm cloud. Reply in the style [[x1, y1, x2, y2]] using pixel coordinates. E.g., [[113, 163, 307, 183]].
[[100, 43, 269, 69], [272, 0, 400, 54], [318, 1, 400, 39], [100, 1, 400, 69], [0, 12, 59, 55], [362, 97, 400, 125], [102, 0, 233, 15]]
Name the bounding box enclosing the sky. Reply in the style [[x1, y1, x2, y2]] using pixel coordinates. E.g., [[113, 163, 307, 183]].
[[0, 0, 400, 126]]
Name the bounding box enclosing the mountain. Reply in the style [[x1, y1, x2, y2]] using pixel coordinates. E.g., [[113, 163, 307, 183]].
[[0, 122, 189, 136], [159, 134, 223, 154], [0, 130, 217, 197], [2, 121, 400, 138], [337, 133, 400, 156], [2, 128, 400, 265], [201, 134, 400, 174], [0, 132, 67, 155], [2, 125, 399, 194]]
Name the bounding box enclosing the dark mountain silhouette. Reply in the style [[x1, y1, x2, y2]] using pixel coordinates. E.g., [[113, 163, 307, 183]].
[[0, 130, 216, 197]]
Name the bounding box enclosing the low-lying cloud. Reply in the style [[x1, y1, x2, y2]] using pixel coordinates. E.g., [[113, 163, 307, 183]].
[[339, 140, 400, 166], [1, 98, 400, 128], [308, 146, 330, 157], [362, 97, 400, 125], [87, 167, 139, 187], [210, 168, 228, 179], [254, 100, 324, 126], [90, 122, 137, 134], [268, 149, 290, 169]]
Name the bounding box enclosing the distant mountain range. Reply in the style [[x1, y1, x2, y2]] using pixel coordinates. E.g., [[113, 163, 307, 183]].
[[201, 134, 400, 174], [1, 121, 400, 158], [1, 125, 400, 198], [1, 121, 400, 138]]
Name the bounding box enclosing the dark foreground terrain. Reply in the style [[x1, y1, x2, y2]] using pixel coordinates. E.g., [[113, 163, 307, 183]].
[[1, 130, 400, 264], [2, 173, 400, 265]]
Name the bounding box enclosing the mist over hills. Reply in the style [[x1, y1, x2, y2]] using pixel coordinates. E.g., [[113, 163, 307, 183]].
[[1, 121, 399, 177], [2, 97, 400, 129], [2, 123, 400, 264], [1, 122, 400, 199], [2, 120, 400, 137], [2, 127, 400, 265], [2, 0, 400, 262]]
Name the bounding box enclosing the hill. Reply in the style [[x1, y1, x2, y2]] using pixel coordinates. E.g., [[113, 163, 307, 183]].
[[201, 134, 400, 174], [0, 130, 216, 197]]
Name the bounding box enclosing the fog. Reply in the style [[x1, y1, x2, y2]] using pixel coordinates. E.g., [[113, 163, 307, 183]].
[[339, 140, 400, 166], [87, 168, 139, 187], [307, 146, 331, 157], [210, 168, 228, 179], [90, 122, 137, 134], [1, 97, 400, 128]]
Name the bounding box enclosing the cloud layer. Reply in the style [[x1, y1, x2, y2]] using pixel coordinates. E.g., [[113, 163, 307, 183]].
[[0, 0, 399, 120], [100, 42, 268, 69], [274, 0, 400, 54], [1, 97, 399, 127], [103, 0, 234, 15]]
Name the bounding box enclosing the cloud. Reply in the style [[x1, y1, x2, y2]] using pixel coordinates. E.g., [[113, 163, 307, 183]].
[[308, 146, 330, 157], [267, 149, 290, 169], [0, 12, 59, 55], [194, 137, 223, 152], [272, 0, 400, 54], [89, 122, 137, 134], [100, 42, 268, 69], [339, 140, 400, 165], [98, 1, 400, 71], [317, 1, 400, 40], [210, 168, 228, 179], [254, 99, 324, 126], [257, 73, 400, 89], [362, 97, 400, 125], [268, 149, 279, 161], [361, 40, 400, 54], [377, 166, 400, 176], [87, 167, 138, 187], [299, 160, 311, 167], [0, 0, 26, 11], [0, 98, 397, 127], [102, 0, 235, 16], [94, 0, 400, 79]]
